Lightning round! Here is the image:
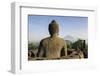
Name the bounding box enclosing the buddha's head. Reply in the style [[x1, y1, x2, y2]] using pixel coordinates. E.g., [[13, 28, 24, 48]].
[[48, 20, 59, 37]]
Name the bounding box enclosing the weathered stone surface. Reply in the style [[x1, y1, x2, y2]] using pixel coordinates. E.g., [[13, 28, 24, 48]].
[[37, 20, 67, 59]]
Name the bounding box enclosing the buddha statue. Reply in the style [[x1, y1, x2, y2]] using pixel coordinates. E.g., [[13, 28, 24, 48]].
[[37, 20, 67, 59]]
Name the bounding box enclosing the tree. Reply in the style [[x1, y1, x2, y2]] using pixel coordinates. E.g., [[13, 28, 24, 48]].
[[28, 43, 38, 50], [65, 40, 72, 49], [72, 39, 88, 58]]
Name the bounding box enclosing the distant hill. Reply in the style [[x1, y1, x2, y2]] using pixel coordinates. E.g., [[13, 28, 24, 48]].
[[64, 35, 77, 42]]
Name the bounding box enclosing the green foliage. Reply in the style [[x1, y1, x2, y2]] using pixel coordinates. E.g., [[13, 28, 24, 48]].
[[28, 43, 38, 50], [65, 40, 72, 49], [67, 43, 72, 49], [67, 44, 71, 49], [72, 39, 82, 50], [72, 39, 87, 50], [66, 39, 88, 58], [72, 39, 88, 58]]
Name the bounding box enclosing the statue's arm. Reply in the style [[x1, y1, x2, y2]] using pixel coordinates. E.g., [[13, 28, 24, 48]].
[[37, 41, 43, 57], [61, 40, 67, 57], [37, 40, 45, 57], [64, 41, 67, 56]]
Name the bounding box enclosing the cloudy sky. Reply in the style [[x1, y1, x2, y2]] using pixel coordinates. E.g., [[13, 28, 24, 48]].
[[28, 15, 88, 42]]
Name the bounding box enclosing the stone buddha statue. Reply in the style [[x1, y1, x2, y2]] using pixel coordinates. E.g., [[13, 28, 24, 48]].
[[37, 20, 67, 59]]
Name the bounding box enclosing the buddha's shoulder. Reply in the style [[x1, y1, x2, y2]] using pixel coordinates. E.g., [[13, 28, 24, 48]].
[[40, 37, 50, 43], [57, 37, 65, 43], [42, 37, 64, 40], [40, 37, 65, 43], [57, 37, 65, 41]]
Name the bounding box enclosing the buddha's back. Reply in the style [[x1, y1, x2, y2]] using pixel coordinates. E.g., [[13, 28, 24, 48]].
[[38, 36, 67, 59]]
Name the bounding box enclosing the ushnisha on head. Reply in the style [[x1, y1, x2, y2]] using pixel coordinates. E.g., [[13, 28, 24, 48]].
[[48, 20, 59, 37]]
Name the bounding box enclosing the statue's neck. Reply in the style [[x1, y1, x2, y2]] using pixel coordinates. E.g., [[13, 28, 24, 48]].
[[50, 33, 58, 38]]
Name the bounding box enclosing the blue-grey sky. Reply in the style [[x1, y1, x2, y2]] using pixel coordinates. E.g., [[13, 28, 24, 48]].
[[28, 15, 88, 42]]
